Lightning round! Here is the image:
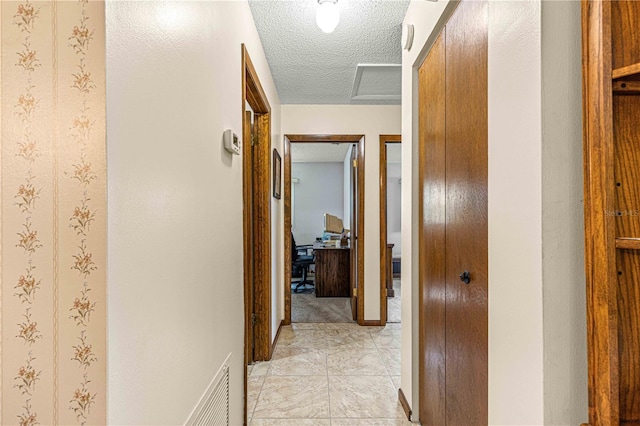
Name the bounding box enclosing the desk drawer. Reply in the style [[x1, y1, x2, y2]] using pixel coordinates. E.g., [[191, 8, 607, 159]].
[[315, 248, 350, 297]]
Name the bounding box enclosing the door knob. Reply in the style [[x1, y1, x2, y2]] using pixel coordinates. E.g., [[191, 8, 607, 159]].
[[459, 271, 471, 284]]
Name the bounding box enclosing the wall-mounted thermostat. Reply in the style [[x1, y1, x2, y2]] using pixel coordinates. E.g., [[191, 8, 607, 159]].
[[223, 129, 241, 155]]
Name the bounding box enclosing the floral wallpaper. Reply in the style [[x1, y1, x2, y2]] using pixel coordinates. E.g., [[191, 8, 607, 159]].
[[1, 1, 106, 424]]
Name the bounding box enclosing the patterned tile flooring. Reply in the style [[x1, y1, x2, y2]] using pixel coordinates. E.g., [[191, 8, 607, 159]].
[[247, 323, 412, 425], [291, 279, 402, 324]]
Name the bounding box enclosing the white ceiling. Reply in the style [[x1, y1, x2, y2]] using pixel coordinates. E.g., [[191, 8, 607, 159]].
[[248, 0, 410, 105], [291, 143, 353, 162]]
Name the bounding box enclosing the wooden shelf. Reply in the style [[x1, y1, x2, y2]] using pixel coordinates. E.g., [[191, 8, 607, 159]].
[[615, 238, 640, 250], [612, 62, 640, 80], [613, 81, 640, 94]]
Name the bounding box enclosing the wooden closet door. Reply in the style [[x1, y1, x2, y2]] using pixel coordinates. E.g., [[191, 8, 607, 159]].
[[444, 0, 488, 424], [418, 1, 488, 424], [418, 29, 446, 426]]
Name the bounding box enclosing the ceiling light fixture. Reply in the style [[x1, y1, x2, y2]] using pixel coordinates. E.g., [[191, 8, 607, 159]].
[[316, 0, 340, 34]]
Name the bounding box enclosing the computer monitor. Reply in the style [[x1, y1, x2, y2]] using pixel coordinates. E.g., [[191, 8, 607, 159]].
[[323, 213, 343, 234]]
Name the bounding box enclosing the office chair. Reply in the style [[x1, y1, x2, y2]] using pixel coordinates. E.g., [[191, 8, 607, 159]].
[[291, 233, 315, 293]]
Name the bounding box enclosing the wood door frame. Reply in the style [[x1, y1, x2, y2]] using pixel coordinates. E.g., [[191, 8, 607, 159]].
[[242, 44, 272, 424], [283, 134, 366, 325], [582, 2, 620, 424], [379, 134, 401, 326]]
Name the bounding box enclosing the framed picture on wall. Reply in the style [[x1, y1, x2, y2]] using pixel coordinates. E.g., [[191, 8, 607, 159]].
[[273, 149, 281, 199]]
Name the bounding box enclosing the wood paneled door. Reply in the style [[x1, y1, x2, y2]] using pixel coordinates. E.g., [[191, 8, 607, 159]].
[[582, 1, 640, 424], [418, 0, 488, 424], [242, 44, 272, 424]]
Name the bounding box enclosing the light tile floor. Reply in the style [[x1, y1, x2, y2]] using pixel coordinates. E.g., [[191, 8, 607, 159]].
[[247, 323, 411, 425]]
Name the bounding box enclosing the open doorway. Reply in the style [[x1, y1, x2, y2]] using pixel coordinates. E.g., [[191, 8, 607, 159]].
[[380, 135, 402, 325], [283, 135, 365, 325], [242, 45, 273, 424]]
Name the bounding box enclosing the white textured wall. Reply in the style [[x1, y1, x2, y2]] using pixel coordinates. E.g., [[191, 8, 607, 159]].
[[488, 2, 544, 423], [291, 162, 344, 245], [541, 1, 588, 424], [282, 104, 401, 321], [401, 0, 587, 423], [106, 1, 281, 424]]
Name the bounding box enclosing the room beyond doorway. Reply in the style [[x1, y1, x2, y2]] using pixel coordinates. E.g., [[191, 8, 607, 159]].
[[284, 135, 365, 325]]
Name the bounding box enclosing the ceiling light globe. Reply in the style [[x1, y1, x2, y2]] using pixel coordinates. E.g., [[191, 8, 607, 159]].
[[316, 1, 340, 33]]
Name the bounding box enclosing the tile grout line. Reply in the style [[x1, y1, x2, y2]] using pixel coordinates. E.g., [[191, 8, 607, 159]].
[[325, 328, 332, 425], [371, 329, 394, 382], [253, 323, 406, 424], [249, 349, 273, 424]]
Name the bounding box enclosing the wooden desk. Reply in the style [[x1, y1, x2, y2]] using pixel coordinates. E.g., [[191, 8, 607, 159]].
[[314, 246, 350, 297]]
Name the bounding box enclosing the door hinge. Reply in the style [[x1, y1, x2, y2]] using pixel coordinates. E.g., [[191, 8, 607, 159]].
[[352, 287, 357, 298], [352, 159, 358, 168], [251, 134, 256, 147], [384, 288, 388, 298], [251, 313, 257, 327]]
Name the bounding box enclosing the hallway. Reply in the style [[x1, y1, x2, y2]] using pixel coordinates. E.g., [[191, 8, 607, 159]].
[[247, 323, 410, 425]]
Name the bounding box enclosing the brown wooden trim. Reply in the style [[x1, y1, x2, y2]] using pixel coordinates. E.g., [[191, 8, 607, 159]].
[[356, 137, 366, 325], [286, 134, 364, 143], [283, 137, 292, 325], [613, 81, 640, 94], [253, 113, 272, 362], [243, 46, 270, 114], [380, 134, 402, 143], [242, 51, 273, 426], [379, 135, 401, 326], [615, 238, 640, 250], [360, 320, 383, 326], [380, 138, 387, 326], [399, 388, 412, 421], [270, 320, 285, 357], [612, 62, 640, 80], [283, 134, 365, 325], [350, 147, 358, 321], [581, 2, 620, 424]]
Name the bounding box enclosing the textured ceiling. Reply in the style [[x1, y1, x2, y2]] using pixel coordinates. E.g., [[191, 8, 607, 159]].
[[248, 0, 409, 105], [291, 143, 353, 162]]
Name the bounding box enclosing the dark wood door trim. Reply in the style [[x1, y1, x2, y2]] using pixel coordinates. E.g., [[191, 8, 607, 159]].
[[379, 134, 401, 326], [243, 110, 254, 366], [253, 113, 272, 361], [350, 146, 358, 321], [283, 137, 292, 325], [283, 134, 365, 325], [355, 138, 365, 325], [242, 44, 272, 425], [582, 2, 620, 424]]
